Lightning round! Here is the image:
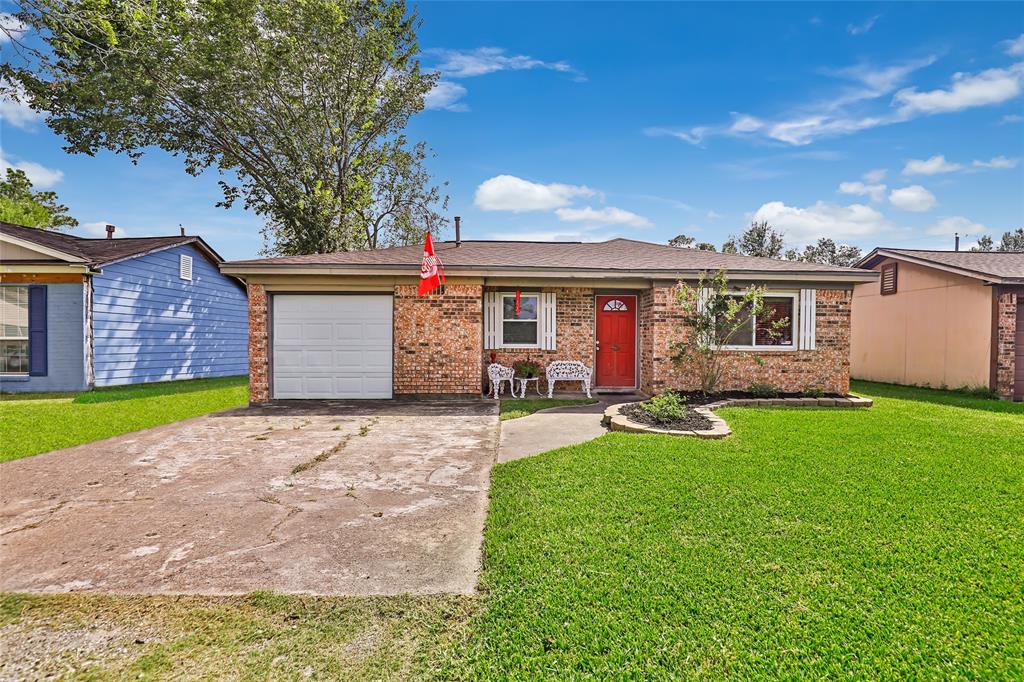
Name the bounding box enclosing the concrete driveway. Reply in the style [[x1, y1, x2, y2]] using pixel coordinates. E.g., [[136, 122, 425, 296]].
[[0, 401, 498, 596]]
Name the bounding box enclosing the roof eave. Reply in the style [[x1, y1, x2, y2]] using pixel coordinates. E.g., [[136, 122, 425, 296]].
[[220, 263, 879, 283], [856, 248, 1018, 283]]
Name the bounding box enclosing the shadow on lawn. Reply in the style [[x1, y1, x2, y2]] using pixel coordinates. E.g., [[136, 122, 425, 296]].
[[73, 376, 248, 404], [853, 380, 1024, 415]]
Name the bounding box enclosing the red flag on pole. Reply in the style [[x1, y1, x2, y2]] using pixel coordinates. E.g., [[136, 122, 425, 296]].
[[418, 232, 446, 296]]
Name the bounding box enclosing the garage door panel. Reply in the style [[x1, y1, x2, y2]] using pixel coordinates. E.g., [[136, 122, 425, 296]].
[[272, 295, 393, 399]]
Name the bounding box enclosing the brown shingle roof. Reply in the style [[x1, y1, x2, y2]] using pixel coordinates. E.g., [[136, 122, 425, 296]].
[[857, 248, 1024, 283], [223, 238, 870, 276], [0, 221, 223, 266]]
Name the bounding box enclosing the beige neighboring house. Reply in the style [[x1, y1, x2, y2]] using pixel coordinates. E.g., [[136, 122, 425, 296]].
[[851, 248, 1024, 401]]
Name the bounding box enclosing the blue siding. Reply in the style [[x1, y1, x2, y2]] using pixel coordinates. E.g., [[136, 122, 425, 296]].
[[92, 244, 248, 386], [0, 283, 88, 392]]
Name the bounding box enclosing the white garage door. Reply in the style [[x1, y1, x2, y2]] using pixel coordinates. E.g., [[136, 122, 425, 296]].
[[272, 294, 393, 399]]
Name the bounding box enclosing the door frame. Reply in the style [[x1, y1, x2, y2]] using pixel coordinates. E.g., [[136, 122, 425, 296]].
[[593, 293, 639, 390]]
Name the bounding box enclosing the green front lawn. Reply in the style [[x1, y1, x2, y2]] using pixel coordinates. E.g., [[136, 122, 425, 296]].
[[1, 381, 1021, 678], [0, 376, 248, 462], [499, 397, 598, 421]]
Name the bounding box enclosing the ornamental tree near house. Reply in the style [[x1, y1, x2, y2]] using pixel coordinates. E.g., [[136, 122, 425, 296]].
[[6, 0, 447, 255], [670, 269, 788, 394]]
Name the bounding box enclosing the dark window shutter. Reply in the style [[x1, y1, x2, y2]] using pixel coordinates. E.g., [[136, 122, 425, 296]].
[[880, 263, 898, 295], [28, 285, 47, 376]]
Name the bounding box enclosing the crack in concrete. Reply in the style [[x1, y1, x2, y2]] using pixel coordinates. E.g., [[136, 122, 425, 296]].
[[0, 501, 68, 537]]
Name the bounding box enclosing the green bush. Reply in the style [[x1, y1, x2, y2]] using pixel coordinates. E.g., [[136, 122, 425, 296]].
[[801, 385, 825, 398], [954, 385, 999, 400], [748, 382, 780, 398], [641, 391, 687, 423], [513, 360, 542, 378]]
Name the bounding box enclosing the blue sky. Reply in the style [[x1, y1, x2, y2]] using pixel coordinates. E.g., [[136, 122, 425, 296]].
[[2, 2, 1023, 260]]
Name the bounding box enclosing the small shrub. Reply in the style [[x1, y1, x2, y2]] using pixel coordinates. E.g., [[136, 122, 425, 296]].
[[801, 385, 825, 398], [748, 382, 780, 398], [641, 391, 687, 423]]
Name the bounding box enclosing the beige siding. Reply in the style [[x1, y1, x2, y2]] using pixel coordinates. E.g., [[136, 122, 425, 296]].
[[851, 258, 992, 389]]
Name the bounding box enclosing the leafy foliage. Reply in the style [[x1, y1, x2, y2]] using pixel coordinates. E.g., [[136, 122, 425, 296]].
[[512, 360, 541, 379], [694, 241, 717, 252], [668, 234, 695, 248], [670, 269, 786, 393], [970, 228, 1024, 252], [0, 168, 78, 229], [9, 0, 446, 255], [730, 220, 785, 259], [785, 237, 863, 266], [747, 382, 780, 398], [639, 391, 687, 423]]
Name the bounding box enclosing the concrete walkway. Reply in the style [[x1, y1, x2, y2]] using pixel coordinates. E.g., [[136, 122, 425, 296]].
[[497, 394, 644, 463]]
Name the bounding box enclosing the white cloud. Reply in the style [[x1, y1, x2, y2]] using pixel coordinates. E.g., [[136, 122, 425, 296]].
[[972, 155, 1019, 169], [848, 15, 881, 36], [428, 47, 581, 80], [0, 12, 27, 44], [839, 181, 887, 202], [1002, 34, 1024, 57], [902, 155, 963, 175], [889, 185, 936, 212], [474, 175, 595, 212], [728, 113, 764, 133], [554, 206, 651, 228], [862, 168, 887, 183], [424, 81, 468, 111], [926, 216, 985, 237], [894, 63, 1024, 116], [0, 150, 63, 189], [752, 200, 892, 241], [0, 81, 43, 130], [706, 210, 723, 220], [1001, 113, 1024, 124]]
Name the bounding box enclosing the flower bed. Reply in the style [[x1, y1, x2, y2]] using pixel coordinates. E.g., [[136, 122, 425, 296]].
[[619, 402, 712, 431]]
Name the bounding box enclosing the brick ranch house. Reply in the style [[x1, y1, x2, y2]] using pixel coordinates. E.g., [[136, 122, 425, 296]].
[[220, 238, 878, 403], [852, 248, 1023, 401]]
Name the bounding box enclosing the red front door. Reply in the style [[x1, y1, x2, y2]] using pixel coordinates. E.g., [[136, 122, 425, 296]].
[[595, 295, 637, 387]]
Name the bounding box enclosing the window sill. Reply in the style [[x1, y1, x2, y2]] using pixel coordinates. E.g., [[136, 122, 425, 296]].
[[0, 374, 31, 382], [497, 344, 541, 350], [721, 345, 799, 352]]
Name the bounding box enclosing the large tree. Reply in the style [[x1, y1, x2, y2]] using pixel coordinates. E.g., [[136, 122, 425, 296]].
[[0, 168, 78, 229], [7, 0, 447, 255], [785, 238, 863, 267], [730, 220, 785, 259]]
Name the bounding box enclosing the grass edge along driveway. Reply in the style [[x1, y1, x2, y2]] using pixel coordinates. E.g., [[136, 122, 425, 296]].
[[1, 381, 1022, 678], [0, 376, 248, 462]]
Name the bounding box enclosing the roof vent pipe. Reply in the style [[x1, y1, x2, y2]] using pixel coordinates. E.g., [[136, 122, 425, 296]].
[[954, 232, 960, 252], [105, 224, 115, 239], [180, 224, 186, 236], [454, 216, 461, 247]]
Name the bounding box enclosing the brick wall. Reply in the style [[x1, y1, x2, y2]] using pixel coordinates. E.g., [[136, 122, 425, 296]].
[[488, 287, 595, 392], [394, 283, 483, 395], [640, 287, 852, 395], [994, 291, 1017, 400], [247, 283, 269, 404]]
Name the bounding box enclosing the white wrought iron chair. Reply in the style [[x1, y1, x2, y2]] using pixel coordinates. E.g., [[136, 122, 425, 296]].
[[545, 360, 593, 399], [486, 363, 515, 399]]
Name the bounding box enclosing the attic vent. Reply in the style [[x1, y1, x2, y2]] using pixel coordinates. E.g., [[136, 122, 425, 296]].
[[880, 262, 897, 295], [179, 254, 193, 281]]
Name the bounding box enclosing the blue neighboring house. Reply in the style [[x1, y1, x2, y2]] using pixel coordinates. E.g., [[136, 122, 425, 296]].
[[0, 221, 248, 392]]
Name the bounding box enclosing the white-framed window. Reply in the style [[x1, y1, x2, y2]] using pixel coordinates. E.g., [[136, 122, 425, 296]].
[[501, 293, 539, 347], [0, 286, 30, 374], [719, 292, 797, 350], [179, 254, 193, 281], [602, 299, 629, 312]]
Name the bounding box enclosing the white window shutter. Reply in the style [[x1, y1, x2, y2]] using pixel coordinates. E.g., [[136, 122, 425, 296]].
[[484, 291, 502, 349], [540, 292, 557, 350], [696, 287, 712, 314], [799, 289, 816, 350]]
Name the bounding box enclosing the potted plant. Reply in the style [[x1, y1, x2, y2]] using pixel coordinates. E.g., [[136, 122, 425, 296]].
[[514, 360, 541, 379]]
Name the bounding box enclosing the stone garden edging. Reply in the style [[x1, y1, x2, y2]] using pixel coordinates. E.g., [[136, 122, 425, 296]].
[[601, 394, 873, 439]]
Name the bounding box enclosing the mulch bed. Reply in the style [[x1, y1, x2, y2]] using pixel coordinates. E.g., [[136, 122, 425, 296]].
[[620, 403, 714, 431], [673, 390, 846, 406]]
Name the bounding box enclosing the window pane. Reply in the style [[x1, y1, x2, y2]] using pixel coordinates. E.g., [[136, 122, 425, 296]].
[[717, 297, 754, 346], [0, 340, 29, 373], [0, 286, 29, 338], [502, 321, 538, 344], [756, 298, 794, 346], [502, 295, 537, 320]]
